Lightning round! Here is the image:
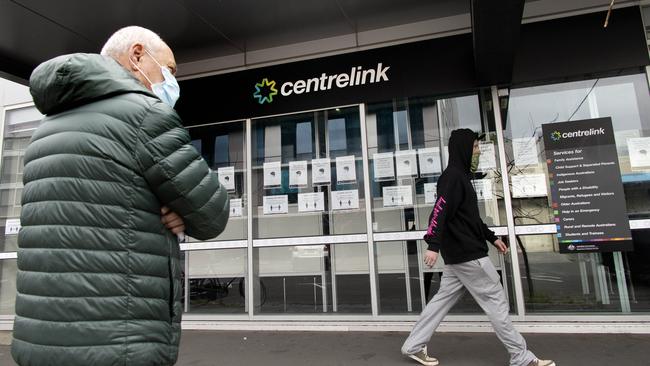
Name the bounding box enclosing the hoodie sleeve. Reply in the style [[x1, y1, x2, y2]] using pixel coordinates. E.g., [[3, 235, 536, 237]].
[[481, 222, 498, 244], [423, 171, 463, 252], [135, 102, 230, 240]]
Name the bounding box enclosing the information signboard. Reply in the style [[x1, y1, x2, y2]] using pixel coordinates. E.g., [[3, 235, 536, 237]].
[[543, 118, 632, 253]]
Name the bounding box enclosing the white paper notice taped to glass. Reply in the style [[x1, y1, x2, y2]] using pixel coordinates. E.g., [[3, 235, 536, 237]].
[[217, 166, 236, 191], [511, 174, 548, 198], [512, 137, 540, 167], [627, 137, 650, 168], [331, 189, 359, 210], [418, 147, 442, 176], [298, 192, 325, 212], [471, 179, 493, 201], [263, 161, 282, 188], [424, 183, 437, 204], [383, 185, 413, 207], [478, 141, 497, 172], [289, 161, 308, 187], [311, 158, 331, 185], [229, 198, 243, 217], [395, 150, 418, 178], [615, 129, 640, 156], [4, 219, 20, 235], [336, 155, 356, 183], [373, 152, 394, 181], [292, 245, 324, 258], [263, 195, 288, 215]]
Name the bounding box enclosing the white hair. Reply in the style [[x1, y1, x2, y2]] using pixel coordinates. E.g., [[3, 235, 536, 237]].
[[100, 26, 166, 58]]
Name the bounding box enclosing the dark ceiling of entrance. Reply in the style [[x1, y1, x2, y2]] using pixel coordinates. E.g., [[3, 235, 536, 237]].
[[1, 0, 472, 83]]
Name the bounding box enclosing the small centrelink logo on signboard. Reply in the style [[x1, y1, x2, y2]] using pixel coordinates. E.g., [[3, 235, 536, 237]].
[[550, 127, 605, 142]]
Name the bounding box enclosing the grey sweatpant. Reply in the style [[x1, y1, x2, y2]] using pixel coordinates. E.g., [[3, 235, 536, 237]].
[[401, 257, 536, 366]]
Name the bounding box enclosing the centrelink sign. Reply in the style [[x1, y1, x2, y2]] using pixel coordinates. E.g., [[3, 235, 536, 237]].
[[253, 63, 390, 104], [550, 127, 606, 142], [177, 33, 477, 122], [544, 118, 613, 150]]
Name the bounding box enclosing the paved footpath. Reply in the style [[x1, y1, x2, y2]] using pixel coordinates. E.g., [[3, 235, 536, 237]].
[[2, 330, 649, 365]]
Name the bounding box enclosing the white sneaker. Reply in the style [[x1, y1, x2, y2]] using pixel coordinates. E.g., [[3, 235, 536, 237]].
[[528, 359, 555, 366], [406, 346, 439, 366]]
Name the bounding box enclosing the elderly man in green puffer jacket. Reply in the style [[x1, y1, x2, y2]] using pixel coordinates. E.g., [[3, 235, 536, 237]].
[[11, 26, 230, 366]]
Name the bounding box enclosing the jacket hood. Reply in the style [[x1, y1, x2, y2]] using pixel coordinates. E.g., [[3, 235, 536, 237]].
[[29, 53, 156, 115], [447, 128, 479, 173]]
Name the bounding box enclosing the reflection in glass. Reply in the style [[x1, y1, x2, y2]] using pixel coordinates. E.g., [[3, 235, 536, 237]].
[[517, 235, 627, 312], [375, 241, 513, 315], [328, 118, 347, 152], [188, 121, 247, 241], [505, 74, 650, 224], [0, 106, 42, 252], [296, 122, 313, 156], [214, 135, 230, 166], [187, 249, 247, 314], [251, 107, 366, 239], [254, 243, 371, 314], [504, 74, 650, 314], [366, 95, 503, 235], [0, 260, 16, 314], [628, 229, 650, 312], [366, 94, 512, 314]]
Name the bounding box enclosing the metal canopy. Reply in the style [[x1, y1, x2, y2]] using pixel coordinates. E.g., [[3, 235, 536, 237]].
[[0, 1, 624, 88], [0, 0, 469, 84]]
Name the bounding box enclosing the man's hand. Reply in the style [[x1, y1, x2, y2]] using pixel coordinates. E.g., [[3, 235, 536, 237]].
[[424, 250, 438, 268], [494, 238, 508, 254], [161, 206, 185, 235]]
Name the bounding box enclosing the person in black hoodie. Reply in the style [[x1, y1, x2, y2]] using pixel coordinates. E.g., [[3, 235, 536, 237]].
[[401, 129, 555, 366]]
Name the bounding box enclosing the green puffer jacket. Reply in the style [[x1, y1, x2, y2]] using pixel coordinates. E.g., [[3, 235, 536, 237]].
[[12, 53, 229, 366]]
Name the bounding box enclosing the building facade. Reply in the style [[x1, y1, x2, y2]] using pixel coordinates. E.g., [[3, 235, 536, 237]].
[[1, 2, 650, 333]]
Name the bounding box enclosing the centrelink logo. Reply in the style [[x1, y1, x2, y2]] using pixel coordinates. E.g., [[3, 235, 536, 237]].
[[550, 127, 605, 141], [253, 78, 278, 104], [551, 131, 562, 141], [253, 63, 390, 105]]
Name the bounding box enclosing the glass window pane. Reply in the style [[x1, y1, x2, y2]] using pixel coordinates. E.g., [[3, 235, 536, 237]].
[[188, 121, 247, 241], [190, 139, 202, 155], [366, 95, 505, 234], [214, 135, 229, 166], [395, 110, 409, 149], [187, 249, 247, 314], [264, 125, 281, 160], [252, 106, 365, 239], [627, 229, 650, 312], [327, 118, 347, 152], [504, 74, 650, 224], [327, 109, 362, 158], [366, 94, 511, 315], [0, 106, 42, 252], [296, 122, 313, 156], [517, 234, 625, 313], [254, 243, 371, 314], [0, 259, 17, 315], [375, 240, 513, 314]]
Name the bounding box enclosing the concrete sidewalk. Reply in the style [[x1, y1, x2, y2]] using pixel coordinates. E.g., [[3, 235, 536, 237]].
[[1, 330, 649, 365]]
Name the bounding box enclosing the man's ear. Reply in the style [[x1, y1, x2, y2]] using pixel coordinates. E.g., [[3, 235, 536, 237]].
[[128, 43, 145, 70]]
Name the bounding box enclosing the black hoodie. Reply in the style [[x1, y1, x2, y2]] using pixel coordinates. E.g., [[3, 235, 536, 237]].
[[423, 129, 498, 265]]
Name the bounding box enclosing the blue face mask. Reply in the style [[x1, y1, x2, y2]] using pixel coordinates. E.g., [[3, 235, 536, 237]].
[[151, 67, 180, 107], [131, 49, 180, 107]]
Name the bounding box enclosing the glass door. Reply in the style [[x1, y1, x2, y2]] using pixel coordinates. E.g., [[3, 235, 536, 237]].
[[250, 106, 371, 314], [365, 94, 512, 314], [503, 74, 650, 313], [185, 121, 248, 314]]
